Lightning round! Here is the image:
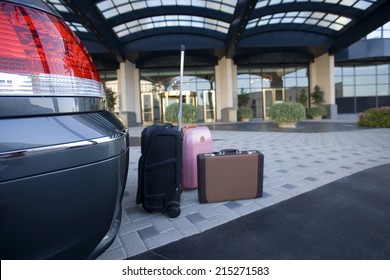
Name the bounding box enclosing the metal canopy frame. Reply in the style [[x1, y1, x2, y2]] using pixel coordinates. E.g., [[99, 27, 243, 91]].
[[43, 0, 390, 71]]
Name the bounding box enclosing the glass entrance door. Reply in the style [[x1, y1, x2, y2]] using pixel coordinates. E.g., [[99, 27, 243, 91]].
[[141, 92, 154, 125], [263, 88, 285, 120], [160, 90, 197, 123], [202, 90, 216, 122]]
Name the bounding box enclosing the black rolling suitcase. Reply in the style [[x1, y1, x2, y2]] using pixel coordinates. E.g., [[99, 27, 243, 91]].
[[136, 45, 185, 218], [136, 124, 182, 218]]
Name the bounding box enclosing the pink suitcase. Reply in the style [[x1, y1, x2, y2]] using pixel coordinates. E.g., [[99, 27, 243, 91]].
[[182, 126, 213, 190]]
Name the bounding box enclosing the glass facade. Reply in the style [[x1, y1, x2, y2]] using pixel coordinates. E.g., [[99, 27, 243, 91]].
[[335, 64, 390, 113], [139, 67, 215, 124], [247, 11, 352, 32], [96, 0, 236, 37], [255, 0, 376, 11], [366, 21, 390, 39], [237, 65, 308, 119], [335, 64, 390, 98]]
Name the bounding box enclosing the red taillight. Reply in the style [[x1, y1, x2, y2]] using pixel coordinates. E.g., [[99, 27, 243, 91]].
[[0, 2, 103, 96]]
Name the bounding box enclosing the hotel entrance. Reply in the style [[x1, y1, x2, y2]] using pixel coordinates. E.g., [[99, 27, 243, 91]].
[[140, 67, 216, 125], [198, 90, 216, 123], [263, 88, 285, 120], [160, 90, 197, 123], [141, 92, 155, 125]]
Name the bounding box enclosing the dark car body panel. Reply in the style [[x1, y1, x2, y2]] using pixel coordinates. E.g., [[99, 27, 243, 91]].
[[0, 0, 130, 259], [0, 111, 129, 259], [0, 110, 129, 259]]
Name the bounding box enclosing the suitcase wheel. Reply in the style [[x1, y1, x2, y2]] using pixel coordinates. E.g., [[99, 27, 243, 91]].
[[165, 202, 181, 218]]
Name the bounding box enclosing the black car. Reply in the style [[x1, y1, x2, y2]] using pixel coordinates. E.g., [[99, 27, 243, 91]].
[[0, 0, 129, 259]]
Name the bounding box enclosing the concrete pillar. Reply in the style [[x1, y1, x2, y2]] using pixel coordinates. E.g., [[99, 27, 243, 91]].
[[309, 53, 337, 119], [215, 57, 237, 122], [117, 60, 141, 126]]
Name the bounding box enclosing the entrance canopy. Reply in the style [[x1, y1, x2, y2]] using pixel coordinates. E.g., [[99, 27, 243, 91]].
[[43, 0, 390, 71]]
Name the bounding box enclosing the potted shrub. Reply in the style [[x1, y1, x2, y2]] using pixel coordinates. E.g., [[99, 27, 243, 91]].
[[298, 89, 308, 108], [104, 86, 117, 112], [237, 106, 253, 121], [165, 103, 197, 124], [308, 106, 327, 120], [237, 90, 250, 108], [269, 102, 306, 128], [310, 85, 328, 119]]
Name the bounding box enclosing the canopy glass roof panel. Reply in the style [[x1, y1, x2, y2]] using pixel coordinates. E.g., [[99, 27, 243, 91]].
[[247, 10, 352, 31], [44, 0, 70, 12], [96, 0, 238, 19], [255, 0, 377, 10], [113, 15, 230, 37]]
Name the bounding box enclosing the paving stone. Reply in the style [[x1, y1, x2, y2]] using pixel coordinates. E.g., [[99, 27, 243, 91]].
[[324, 170, 336, 175], [262, 191, 271, 197], [127, 209, 160, 222], [143, 229, 183, 250], [304, 176, 318, 182], [124, 205, 139, 216], [118, 218, 152, 236], [340, 166, 352, 169], [234, 202, 263, 216], [224, 201, 242, 209], [97, 246, 126, 260], [149, 215, 175, 233], [191, 204, 219, 218], [171, 217, 200, 237], [277, 169, 289, 173], [179, 205, 198, 216], [282, 183, 298, 189], [120, 232, 147, 257], [138, 226, 159, 240], [237, 198, 257, 206], [213, 204, 241, 220], [120, 209, 131, 226], [194, 214, 229, 232], [186, 212, 206, 224]]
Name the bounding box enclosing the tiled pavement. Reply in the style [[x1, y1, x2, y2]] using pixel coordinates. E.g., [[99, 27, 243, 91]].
[[98, 122, 390, 260]]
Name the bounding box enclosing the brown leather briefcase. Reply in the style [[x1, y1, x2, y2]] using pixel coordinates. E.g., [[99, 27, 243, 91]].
[[197, 149, 264, 203]]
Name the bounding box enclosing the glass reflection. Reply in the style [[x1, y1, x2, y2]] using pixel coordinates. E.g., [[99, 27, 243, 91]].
[[140, 67, 215, 124]]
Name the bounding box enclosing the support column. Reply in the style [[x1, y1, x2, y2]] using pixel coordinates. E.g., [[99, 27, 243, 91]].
[[309, 53, 337, 119], [117, 60, 141, 126], [215, 57, 237, 122]]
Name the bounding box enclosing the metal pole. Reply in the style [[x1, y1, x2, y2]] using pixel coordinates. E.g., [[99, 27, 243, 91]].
[[178, 44, 185, 131]]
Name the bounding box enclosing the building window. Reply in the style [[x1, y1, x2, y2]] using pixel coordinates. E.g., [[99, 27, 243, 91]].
[[335, 64, 390, 113], [237, 65, 308, 96], [335, 64, 390, 98], [139, 67, 215, 124], [365, 21, 390, 39], [237, 65, 308, 118]]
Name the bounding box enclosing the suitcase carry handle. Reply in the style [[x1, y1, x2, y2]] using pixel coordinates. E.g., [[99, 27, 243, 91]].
[[219, 149, 240, 155]]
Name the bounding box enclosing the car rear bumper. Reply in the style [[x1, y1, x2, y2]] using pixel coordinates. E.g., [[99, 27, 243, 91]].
[[0, 111, 129, 259]]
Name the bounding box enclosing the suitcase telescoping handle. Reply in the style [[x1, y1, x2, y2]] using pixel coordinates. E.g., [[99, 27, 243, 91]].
[[178, 44, 185, 132]]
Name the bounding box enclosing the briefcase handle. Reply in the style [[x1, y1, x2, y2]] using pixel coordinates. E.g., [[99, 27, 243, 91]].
[[219, 149, 240, 155]]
